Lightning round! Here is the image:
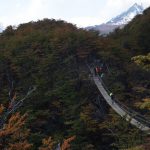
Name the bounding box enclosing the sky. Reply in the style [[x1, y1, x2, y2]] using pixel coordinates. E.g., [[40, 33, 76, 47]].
[[0, 0, 150, 28]]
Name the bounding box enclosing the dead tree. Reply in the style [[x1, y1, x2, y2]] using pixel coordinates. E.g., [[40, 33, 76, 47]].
[[0, 72, 36, 129]]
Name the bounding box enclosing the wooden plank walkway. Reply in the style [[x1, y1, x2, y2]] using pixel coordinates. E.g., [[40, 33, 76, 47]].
[[93, 76, 150, 131], [87, 64, 150, 132]]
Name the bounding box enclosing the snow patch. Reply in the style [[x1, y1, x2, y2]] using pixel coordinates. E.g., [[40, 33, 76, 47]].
[[107, 3, 144, 25]]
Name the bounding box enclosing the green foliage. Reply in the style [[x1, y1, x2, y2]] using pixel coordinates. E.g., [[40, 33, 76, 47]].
[[0, 11, 150, 149], [132, 53, 150, 71], [0, 19, 103, 149]]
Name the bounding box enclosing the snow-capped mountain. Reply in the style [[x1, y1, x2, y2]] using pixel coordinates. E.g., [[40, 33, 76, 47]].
[[107, 3, 144, 25], [0, 23, 3, 32], [0, 28, 3, 32], [86, 3, 144, 34]]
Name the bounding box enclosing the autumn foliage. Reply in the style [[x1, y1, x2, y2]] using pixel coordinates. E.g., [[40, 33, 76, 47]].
[[61, 136, 76, 150], [0, 8, 150, 149], [0, 103, 75, 150], [0, 106, 32, 150], [39, 137, 56, 150]]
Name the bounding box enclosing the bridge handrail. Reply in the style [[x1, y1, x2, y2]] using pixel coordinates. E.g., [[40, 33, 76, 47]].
[[99, 75, 150, 124], [88, 63, 150, 127]]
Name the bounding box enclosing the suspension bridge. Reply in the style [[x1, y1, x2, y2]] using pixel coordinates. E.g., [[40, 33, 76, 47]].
[[87, 63, 150, 133]]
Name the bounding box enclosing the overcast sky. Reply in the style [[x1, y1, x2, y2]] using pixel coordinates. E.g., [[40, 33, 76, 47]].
[[0, 0, 150, 28]]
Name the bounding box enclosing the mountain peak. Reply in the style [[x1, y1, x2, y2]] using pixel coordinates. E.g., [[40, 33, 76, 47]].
[[133, 3, 139, 7], [86, 3, 145, 35], [106, 3, 144, 25], [133, 3, 143, 8], [128, 3, 143, 13]]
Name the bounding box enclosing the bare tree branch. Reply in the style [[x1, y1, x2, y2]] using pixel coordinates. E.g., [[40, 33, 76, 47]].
[[0, 86, 36, 129]]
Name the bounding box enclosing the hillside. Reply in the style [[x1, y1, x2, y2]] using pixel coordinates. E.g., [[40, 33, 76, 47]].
[[0, 8, 150, 150], [109, 7, 150, 54]]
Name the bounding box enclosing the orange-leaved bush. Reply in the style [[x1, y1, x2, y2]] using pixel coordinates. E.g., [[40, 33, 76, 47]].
[[0, 105, 32, 150]]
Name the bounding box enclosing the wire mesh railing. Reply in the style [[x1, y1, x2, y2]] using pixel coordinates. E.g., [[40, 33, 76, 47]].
[[87, 63, 150, 128]]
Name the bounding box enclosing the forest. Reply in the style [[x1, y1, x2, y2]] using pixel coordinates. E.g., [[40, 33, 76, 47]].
[[0, 6, 150, 150]]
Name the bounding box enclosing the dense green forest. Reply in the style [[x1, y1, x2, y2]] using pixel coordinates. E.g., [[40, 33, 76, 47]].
[[0, 7, 150, 150]]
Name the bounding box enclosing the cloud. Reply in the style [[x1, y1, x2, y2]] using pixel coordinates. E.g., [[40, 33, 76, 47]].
[[69, 17, 102, 27], [0, 0, 150, 28], [26, 0, 46, 17], [96, 0, 150, 24]]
